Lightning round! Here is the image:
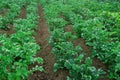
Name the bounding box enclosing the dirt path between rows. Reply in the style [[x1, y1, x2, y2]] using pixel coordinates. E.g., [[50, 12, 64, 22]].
[[28, 3, 68, 80], [19, 6, 26, 19]]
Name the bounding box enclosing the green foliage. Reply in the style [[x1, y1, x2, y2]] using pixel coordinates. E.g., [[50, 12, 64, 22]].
[[14, 18, 37, 31], [52, 42, 81, 71], [0, 0, 27, 29], [0, 0, 43, 79], [40, 0, 120, 79], [48, 18, 67, 31], [65, 56, 104, 80], [49, 28, 76, 46], [0, 34, 43, 80]]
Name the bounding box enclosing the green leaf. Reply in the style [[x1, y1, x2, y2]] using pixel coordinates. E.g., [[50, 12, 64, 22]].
[[74, 54, 84, 63], [85, 57, 92, 66], [64, 60, 72, 69], [53, 63, 63, 72]]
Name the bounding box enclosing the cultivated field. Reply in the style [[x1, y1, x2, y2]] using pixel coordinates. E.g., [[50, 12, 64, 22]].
[[0, 0, 120, 80]]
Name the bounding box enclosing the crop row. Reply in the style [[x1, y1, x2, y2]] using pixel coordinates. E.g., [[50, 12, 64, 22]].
[[39, 0, 120, 80], [61, 1, 120, 79], [0, 0, 27, 29], [39, 0, 105, 80], [0, 0, 43, 80]]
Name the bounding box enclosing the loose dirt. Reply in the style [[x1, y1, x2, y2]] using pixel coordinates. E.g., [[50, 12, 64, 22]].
[[19, 6, 26, 19], [28, 3, 68, 80], [0, 9, 8, 16]]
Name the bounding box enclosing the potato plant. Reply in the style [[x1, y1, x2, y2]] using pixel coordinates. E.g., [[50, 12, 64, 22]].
[[1, 0, 120, 79], [0, 0, 27, 29], [0, 33, 43, 80], [40, 0, 105, 79], [0, 0, 43, 79], [39, 0, 120, 79]]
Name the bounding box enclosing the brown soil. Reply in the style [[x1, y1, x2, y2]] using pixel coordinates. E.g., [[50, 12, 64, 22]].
[[64, 25, 74, 34], [19, 6, 26, 19], [28, 3, 68, 80], [64, 25, 109, 80], [0, 9, 8, 16]]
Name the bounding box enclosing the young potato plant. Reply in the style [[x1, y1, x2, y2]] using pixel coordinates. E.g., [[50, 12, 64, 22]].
[[0, 15, 5, 29], [0, 0, 26, 29], [0, 0, 26, 9], [101, 12, 120, 41], [52, 41, 81, 72], [43, 2, 62, 19], [65, 55, 104, 80], [0, 33, 43, 80], [26, 2, 37, 14], [0, 15, 13, 30], [13, 1, 39, 32], [0, 0, 44, 79], [47, 18, 67, 31], [108, 42, 120, 79], [14, 18, 37, 31], [48, 28, 77, 46]]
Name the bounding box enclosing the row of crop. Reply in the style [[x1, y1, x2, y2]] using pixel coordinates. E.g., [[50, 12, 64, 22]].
[[41, 0, 120, 79], [39, 0, 104, 80], [63, 1, 120, 79], [0, 0, 43, 80], [0, 0, 28, 29], [0, 0, 27, 9]]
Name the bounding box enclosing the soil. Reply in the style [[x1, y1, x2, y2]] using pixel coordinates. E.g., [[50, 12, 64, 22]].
[[19, 6, 26, 19], [64, 25, 109, 80], [28, 3, 68, 80], [0, 9, 8, 16]]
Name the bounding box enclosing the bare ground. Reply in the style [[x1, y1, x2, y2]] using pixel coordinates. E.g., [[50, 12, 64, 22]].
[[19, 6, 26, 19], [28, 3, 68, 80]]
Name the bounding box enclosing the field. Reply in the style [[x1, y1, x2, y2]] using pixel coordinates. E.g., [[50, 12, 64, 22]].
[[0, 0, 120, 80]]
